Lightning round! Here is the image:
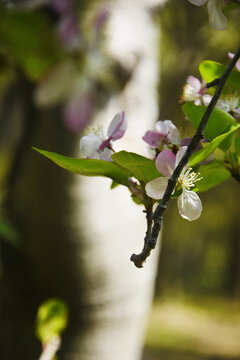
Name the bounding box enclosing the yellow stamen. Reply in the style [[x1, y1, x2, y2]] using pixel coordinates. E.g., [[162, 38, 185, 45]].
[[178, 167, 202, 190]]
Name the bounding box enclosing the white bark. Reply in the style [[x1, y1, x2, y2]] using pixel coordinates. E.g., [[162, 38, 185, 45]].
[[66, 1, 165, 359]]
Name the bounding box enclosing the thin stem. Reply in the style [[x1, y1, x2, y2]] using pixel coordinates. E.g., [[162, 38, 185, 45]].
[[131, 47, 240, 268], [130, 204, 153, 268], [206, 78, 221, 88]]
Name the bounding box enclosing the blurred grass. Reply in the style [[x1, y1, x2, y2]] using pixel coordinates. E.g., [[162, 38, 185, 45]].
[[143, 297, 240, 360]]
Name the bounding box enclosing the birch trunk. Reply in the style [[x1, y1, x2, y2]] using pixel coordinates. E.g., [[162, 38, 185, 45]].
[[1, 1, 165, 359]]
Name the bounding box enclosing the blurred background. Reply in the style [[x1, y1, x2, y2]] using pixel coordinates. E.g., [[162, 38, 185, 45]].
[[0, 0, 239, 360], [145, 1, 240, 359]]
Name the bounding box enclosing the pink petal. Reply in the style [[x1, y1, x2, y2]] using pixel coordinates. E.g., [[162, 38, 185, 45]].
[[99, 138, 111, 151], [181, 138, 202, 152], [107, 111, 127, 140], [142, 131, 167, 147], [177, 189, 202, 221], [58, 13, 81, 49], [228, 52, 240, 72], [187, 76, 201, 92], [49, 0, 72, 13], [145, 177, 168, 200], [93, 6, 110, 40], [188, 0, 208, 5], [155, 150, 176, 178], [235, 108, 240, 119]]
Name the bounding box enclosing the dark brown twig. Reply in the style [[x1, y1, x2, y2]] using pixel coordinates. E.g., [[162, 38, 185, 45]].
[[130, 204, 153, 268], [131, 48, 240, 268]]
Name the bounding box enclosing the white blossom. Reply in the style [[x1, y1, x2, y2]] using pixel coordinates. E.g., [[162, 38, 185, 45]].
[[145, 147, 202, 221]]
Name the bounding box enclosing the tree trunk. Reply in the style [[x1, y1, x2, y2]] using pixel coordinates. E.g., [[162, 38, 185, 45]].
[[1, 1, 163, 359]]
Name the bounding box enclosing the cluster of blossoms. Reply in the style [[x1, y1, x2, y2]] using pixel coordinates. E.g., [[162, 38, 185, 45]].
[[182, 73, 240, 119], [80, 114, 203, 221], [142, 120, 180, 149], [145, 147, 202, 221], [142, 119, 202, 221], [181, 76, 207, 105], [80, 111, 127, 161]]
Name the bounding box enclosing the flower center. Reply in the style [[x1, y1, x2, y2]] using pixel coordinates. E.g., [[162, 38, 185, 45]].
[[86, 124, 105, 140], [178, 168, 202, 190], [228, 96, 239, 112], [224, 91, 240, 112]]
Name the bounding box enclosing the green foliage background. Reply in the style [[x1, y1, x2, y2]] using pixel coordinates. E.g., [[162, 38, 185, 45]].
[[155, 0, 240, 298]]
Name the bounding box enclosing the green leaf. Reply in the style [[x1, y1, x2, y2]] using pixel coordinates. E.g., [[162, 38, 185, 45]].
[[111, 151, 160, 183], [199, 61, 240, 93], [36, 298, 68, 344], [182, 102, 236, 142], [110, 180, 120, 189], [197, 161, 231, 192], [33, 148, 131, 186], [190, 123, 240, 167]]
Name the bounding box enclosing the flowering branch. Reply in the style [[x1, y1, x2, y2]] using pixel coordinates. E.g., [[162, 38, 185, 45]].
[[131, 47, 240, 268]]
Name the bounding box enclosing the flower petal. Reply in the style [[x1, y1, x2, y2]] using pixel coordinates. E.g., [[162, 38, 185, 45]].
[[207, 0, 227, 31], [177, 189, 202, 221], [165, 120, 181, 145], [202, 94, 212, 106], [188, 0, 208, 5], [228, 52, 240, 72], [175, 146, 189, 173], [145, 177, 168, 200], [182, 84, 200, 103], [181, 138, 202, 152], [80, 133, 102, 158], [187, 76, 201, 92], [216, 99, 230, 112], [142, 130, 167, 147], [156, 150, 176, 178], [107, 111, 127, 140], [155, 120, 168, 133], [99, 148, 114, 161], [155, 120, 180, 145]]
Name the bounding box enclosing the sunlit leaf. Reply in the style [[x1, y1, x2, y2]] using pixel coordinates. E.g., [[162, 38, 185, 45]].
[[197, 161, 231, 192], [111, 151, 160, 183], [33, 148, 131, 186], [182, 103, 236, 143], [190, 123, 240, 167], [199, 61, 240, 93]]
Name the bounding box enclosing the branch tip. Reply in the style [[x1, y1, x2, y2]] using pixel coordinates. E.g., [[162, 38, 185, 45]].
[[130, 254, 144, 268]]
